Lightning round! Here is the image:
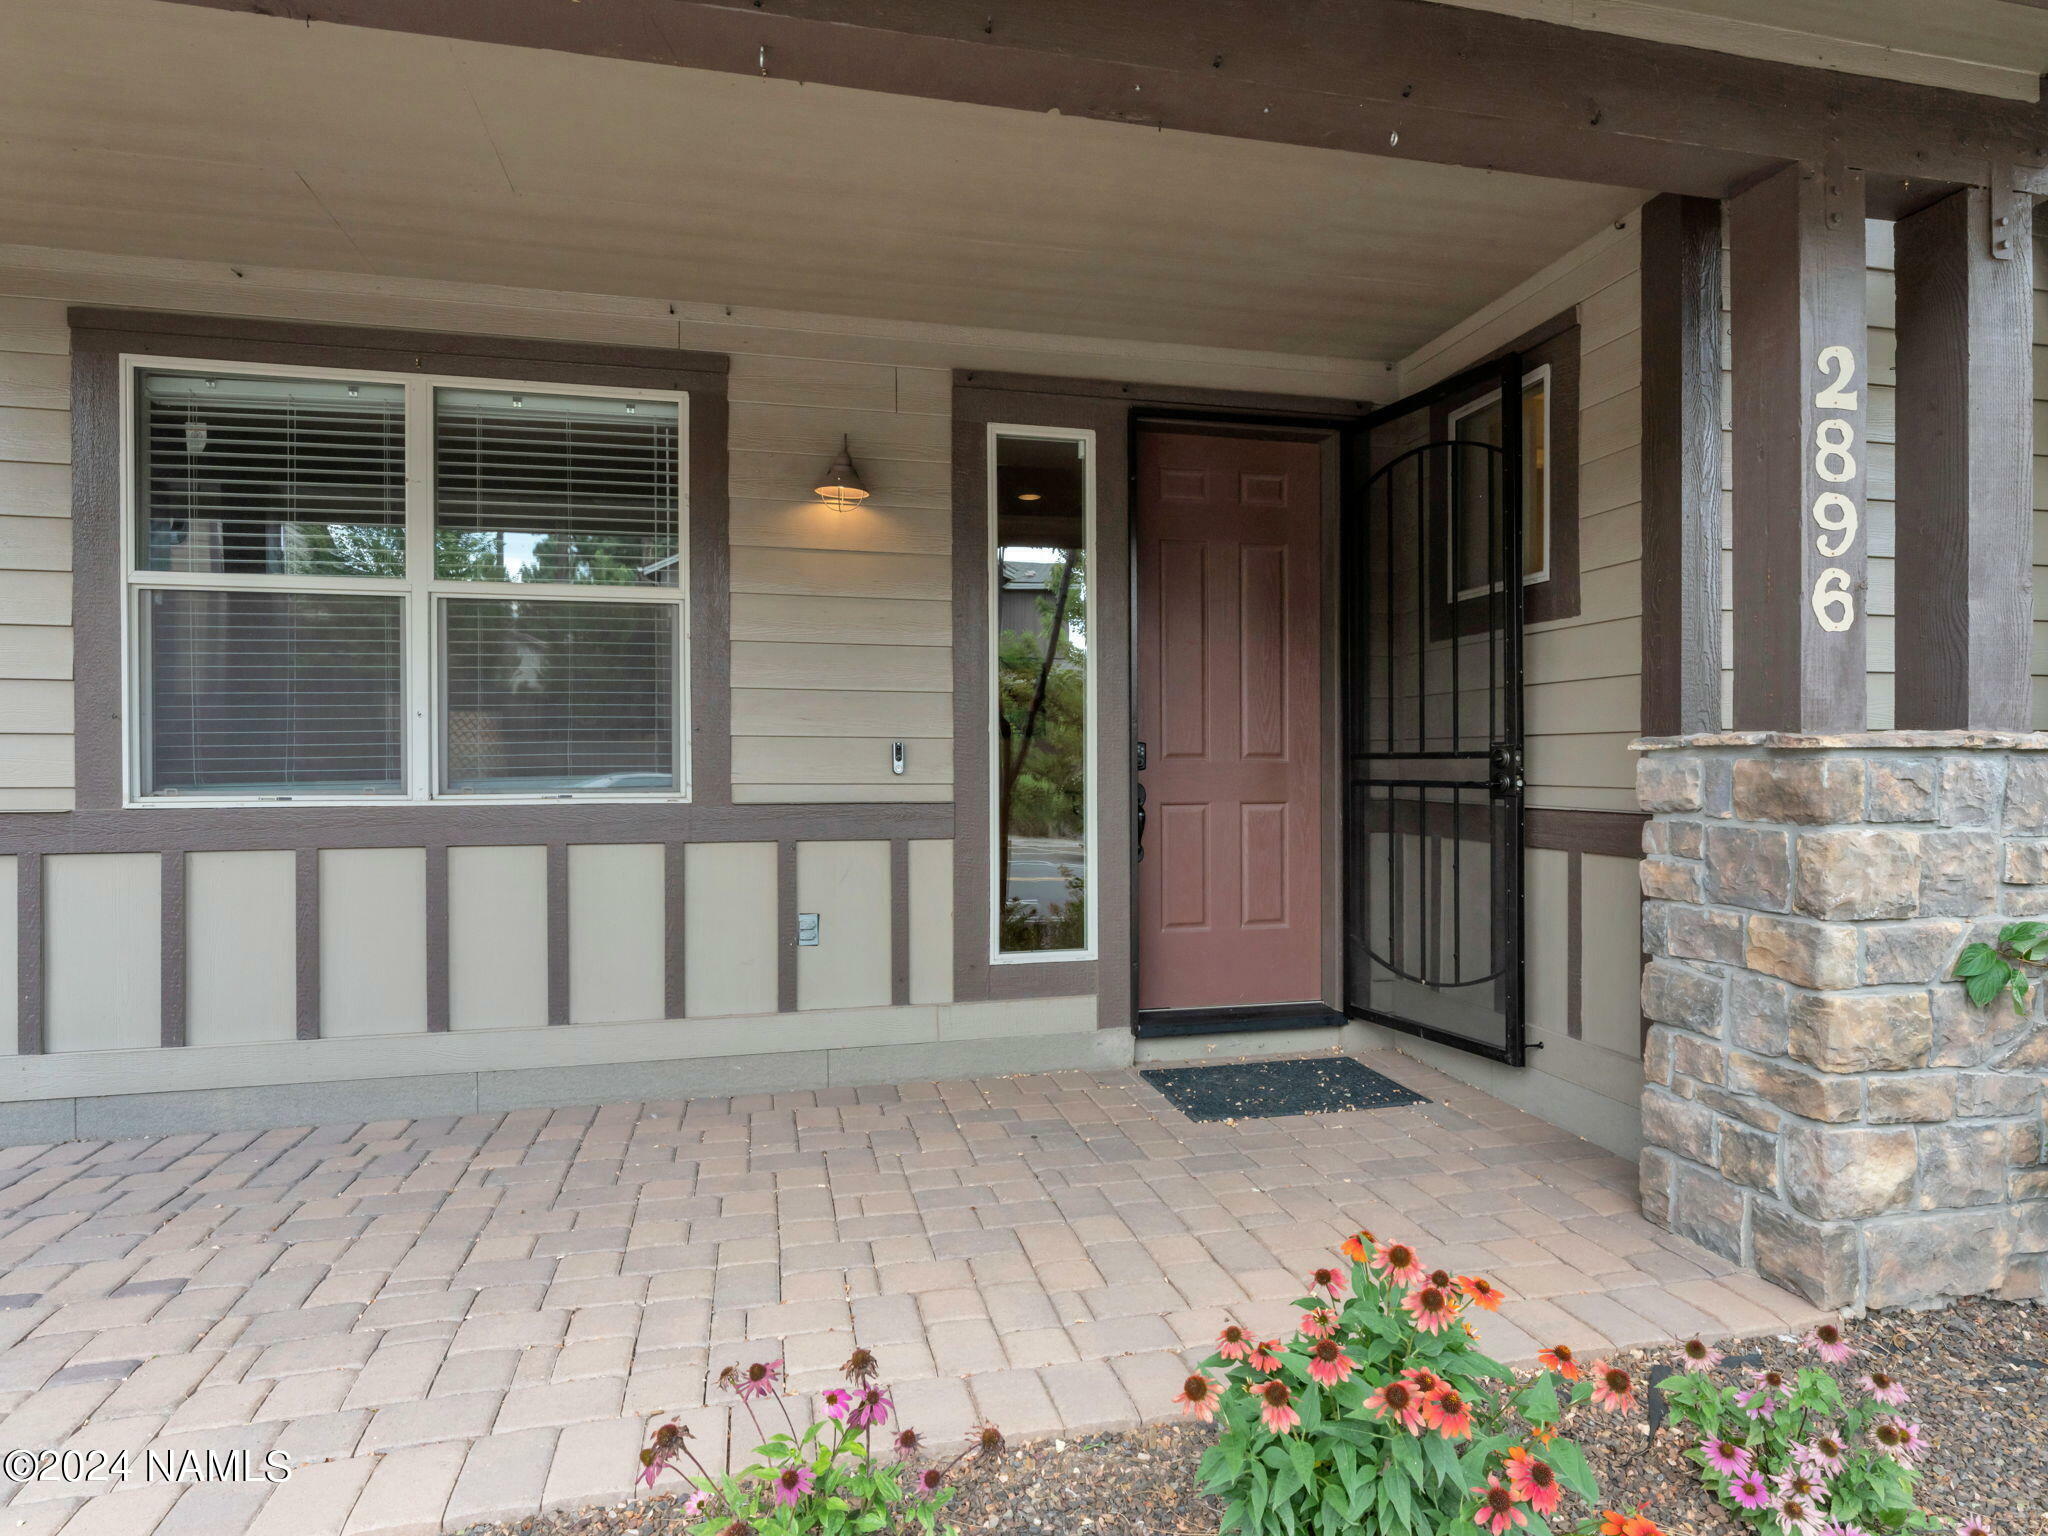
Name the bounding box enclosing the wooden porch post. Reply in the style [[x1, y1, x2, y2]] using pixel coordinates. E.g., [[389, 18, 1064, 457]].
[[1728, 161, 1870, 732], [1640, 194, 1725, 737], [1892, 187, 2036, 730]]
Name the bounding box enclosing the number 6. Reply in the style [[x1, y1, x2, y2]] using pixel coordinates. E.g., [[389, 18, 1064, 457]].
[[1811, 567, 1855, 632]]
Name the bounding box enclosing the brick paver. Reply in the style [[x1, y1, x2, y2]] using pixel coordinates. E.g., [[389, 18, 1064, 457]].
[[0, 1049, 1828, 1534]]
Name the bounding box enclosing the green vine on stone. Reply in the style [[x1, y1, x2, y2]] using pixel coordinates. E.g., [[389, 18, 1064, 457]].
[[1951, 921, 2048, 1009]]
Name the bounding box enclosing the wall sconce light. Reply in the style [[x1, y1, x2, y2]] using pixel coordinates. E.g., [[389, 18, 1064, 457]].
[[814, 435, 870, 503]]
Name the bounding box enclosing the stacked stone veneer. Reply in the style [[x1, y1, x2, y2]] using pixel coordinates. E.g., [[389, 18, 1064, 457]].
[[1636, 733, 2048, 1311]]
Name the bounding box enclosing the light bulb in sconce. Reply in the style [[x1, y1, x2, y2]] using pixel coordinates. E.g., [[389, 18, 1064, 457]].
[[1017, 492, 1042, 501], [813, 435, 870, 504]]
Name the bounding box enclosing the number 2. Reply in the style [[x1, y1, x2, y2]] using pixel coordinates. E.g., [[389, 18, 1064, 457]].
[[1815, 346, 1859, 411]]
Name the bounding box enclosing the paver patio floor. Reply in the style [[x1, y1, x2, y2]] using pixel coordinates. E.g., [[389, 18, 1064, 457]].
[[0, 1048, 1824, 1535]]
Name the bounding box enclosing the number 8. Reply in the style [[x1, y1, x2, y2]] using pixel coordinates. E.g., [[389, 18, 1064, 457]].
[[1815, 420, 1856, 484]]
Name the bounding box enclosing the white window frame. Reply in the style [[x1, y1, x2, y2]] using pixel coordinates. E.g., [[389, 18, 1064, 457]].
[[1447, 362, 1552, 603], [987, 422, 1099, 966], [118, 354, 691, 808]]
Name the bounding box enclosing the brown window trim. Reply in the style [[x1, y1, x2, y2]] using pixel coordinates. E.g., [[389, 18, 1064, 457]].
[[1426, 311, 1583, 629], [66, 308, 740, 816]]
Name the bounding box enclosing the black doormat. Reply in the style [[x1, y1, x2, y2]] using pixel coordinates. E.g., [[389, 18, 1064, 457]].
[[1140, 1056, 1428, 1122]]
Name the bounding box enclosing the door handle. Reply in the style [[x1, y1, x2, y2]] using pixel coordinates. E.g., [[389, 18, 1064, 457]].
[[1135, 780, 1147, 863]]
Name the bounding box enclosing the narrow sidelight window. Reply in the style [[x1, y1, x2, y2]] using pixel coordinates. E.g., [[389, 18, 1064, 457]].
[[990, 427, 1094, 959], [125, 361, 687, 803]]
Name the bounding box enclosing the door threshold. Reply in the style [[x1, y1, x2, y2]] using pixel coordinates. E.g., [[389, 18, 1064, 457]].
[[1133, 1003, 1345, 1040]]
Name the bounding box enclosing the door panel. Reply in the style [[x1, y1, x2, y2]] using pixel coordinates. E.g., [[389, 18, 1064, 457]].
[[1137, 428, 1322, 1012], [1343, 357, 1527, 1064]]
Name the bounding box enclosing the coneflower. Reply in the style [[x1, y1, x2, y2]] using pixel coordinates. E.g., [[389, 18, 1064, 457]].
[[1307, 1265, 1350, 1300], [1175, 1372, 1221, 1422], [966, 1422, 1006, 1460], [1797, 1433, 1847, 1476], [1363, 1378, 1426, 1433], [1504, 1447, 1562, 1515], [1857, 1370, 1908, 1407], [1371, 1241, 1428, 1289], [1471, 1475, 1530, 1534], [1402, 1284, 1457, 1334], [1305, 1338, 1356, 1387], [733, 1359, 783, 1401], [1804, 1321, 1855, 1365], [840, 1346, 879, 1385], [1249, 1378, 1300, 1433], [892, 1427, 923, 1461], [1701, 1437, 1751, 1476], [1422, 1386, 1473, 1439], [1458, 1275, 1505, 1311], [1538, 1344, 1581, 1380], [1590, 1360, 1637, 1413], [1215, 1323, 1252, 1361], [1678, 1337, 1722, 1372]]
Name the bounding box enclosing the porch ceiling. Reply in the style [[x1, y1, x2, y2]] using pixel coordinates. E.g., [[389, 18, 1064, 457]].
[[0, 0, 1646, 364]]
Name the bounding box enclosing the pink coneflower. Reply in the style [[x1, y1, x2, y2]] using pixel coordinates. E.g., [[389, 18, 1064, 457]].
[[734, 1359, 783, 1401], [1305, 1338, 1357, 1387], [1868, 1418, 1910, 1460], [1363, 1378, 1427, 1433], [1298, 1306, 1340, 1340], [1738, 1367, 1789, 1419], [1372, 1241, 1429, 1289], [852, 1386, 893, 1429], [1404, 1285, 1458, 1335], [1775, 1467, 1828, 1505], [769, 1465, 814, 1509], [680, 1490, 712, 1519], [1955, 1521, 1992, 1536], [1892, 1421, 1926, 1461], [1538, 1344, 1582, 1381], [1175, 1373, 1222, 1423], [1590, 1360, 1637, 1413], [1504, 1448, 1563, 1515], [892, 1428, 922, 1461], [1472, 1475, 1530, 1535], [1307, 1265, 1350, 1300], [1729, 1472, 1773, 1511], [1857, 1370, 1908, 1407], [1423, 1387, 1474, 1440], [1458, 1275, 1506, 1312], [1774, 1496, 1824, 1536], [1250, 1378, 1300, 1433], [1215, 1324, 1253, 1361], [1804, 1321, 1854, 1365], [1678, 1337, 1722, 1373], [914, 1466, 946, 1497], [821, 1387, 854, 1420], [1701, 1437, 1752, 1476], [1797, 1434, 1847, 1476], [1247, 1339, 1285, 1373]]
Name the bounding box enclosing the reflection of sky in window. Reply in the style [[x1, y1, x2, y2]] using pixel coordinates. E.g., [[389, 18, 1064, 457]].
[[998, 546, 1087, 656], [503, 531, 540, 579]]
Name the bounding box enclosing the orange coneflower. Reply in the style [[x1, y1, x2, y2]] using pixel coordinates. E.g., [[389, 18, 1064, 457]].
[[1422, 1386, 1474, 1439], [1363, 1377, 1427, 1433], [1298, 1305, 1340, 1340], [1307, 1265, 1350, 1301], [1215, 1324, 1253, 1361], [1246, 1338, 1285, 1373], [1538, 1343, 1582, 1381], [1457, 1275, 1506, 1311], [1339, 1228, 1377, 1263]]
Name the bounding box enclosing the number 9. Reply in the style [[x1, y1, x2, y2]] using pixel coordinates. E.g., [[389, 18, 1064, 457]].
[[1811, 493, 1857, 558], [1811, 567, 1855, 632]]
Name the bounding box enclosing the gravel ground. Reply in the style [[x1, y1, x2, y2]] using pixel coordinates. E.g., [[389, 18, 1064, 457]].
[[457, 1298, 2045, 1536]]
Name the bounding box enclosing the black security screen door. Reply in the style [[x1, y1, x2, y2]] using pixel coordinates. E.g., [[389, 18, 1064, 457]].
[[1343, 355, 1527, 1065]]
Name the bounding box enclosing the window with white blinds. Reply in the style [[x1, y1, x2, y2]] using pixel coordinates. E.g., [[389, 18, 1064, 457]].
[[125, 360, 688, 804]]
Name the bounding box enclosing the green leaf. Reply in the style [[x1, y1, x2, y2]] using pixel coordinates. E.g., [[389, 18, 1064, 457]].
[[1422, 1432, 1463, 1487], [1999, 920, 2046, 948], [1967, 965, 2007, 1008], [1544, 1438, 1600, 1504], [1952, 943, 1998, 978]]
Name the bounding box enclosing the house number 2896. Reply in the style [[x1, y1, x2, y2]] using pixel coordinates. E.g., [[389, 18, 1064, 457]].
[[1809, 344, 1860, 633]]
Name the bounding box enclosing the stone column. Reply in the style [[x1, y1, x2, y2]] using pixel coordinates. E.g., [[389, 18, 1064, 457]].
[[1636, 733, 2048, 1310]]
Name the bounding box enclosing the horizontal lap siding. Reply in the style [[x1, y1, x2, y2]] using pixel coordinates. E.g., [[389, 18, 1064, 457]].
[[0, 298, 74, 812]]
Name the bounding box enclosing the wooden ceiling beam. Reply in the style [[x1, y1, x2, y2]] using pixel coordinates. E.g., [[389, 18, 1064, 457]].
[[145, 0, 2048, 203]]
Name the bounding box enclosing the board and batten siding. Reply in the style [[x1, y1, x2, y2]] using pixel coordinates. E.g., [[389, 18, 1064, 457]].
[[1375, 211, 1651, 1154]]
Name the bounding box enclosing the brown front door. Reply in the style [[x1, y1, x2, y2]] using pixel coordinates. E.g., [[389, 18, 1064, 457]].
[[1136, 427, 1324, 1012]]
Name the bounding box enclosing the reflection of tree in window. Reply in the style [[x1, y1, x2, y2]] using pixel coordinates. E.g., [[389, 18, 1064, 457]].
[[994, 434, 1089, 954]]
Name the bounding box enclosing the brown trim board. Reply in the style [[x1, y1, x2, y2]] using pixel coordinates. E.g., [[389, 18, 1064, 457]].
[[148, 0, 2045, 203], [1524, 808, 1646, 859]]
